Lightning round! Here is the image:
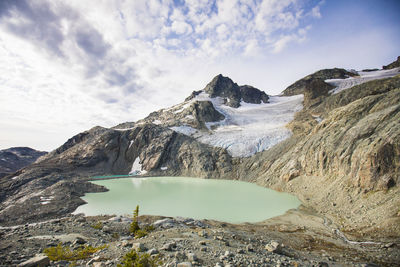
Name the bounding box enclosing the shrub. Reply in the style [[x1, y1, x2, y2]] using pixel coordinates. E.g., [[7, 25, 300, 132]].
[[117, 250, 162, 267], [43, 243, 107, 261], [91, 221, 103, 230]]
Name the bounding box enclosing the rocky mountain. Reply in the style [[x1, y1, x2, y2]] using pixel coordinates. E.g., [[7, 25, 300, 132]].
[[383, 56, 400, 69], [0, 58, 399, 249], [282, 68, 357, 96], [0, 147, 47, 178]]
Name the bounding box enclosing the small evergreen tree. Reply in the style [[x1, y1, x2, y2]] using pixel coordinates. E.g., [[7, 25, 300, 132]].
[[130, 205, 140, 234]]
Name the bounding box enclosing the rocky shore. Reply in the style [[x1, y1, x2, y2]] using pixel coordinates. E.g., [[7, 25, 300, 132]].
[[1, 207, 398, 267]]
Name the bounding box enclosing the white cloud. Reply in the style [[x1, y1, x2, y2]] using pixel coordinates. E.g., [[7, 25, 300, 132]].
[[311, 6, 322, 18], [0, 0, 327, 151]]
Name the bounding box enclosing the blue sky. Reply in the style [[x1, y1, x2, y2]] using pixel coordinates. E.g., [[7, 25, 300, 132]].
[[0, 0, 399, 151]]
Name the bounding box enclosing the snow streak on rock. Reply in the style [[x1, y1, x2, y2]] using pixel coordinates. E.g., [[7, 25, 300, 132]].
[[326, 68, 400, 94]]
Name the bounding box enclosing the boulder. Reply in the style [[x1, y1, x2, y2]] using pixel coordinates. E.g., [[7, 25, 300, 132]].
[[186, 252, 197, 261], [265, 240, 281, 253], [18, 254, 50, 267], [132, 242, 146, 252]]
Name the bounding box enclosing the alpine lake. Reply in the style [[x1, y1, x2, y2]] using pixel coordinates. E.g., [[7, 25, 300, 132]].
[[74, 176, 301, 223]]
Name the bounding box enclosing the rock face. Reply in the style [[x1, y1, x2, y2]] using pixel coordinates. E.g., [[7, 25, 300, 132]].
[[282, 68, 356, 96], [0, 147, 47, 178], [141, 100, 225, 130], [383, 56, 400, 69], [303, 79, 334, 108], [202, 74, 269, 107], [237, 74, 400, 238], [0, 123, 232, 225]]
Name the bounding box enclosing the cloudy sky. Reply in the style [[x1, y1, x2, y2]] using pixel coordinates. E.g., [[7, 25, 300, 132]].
[[0, 0, 399, 151]]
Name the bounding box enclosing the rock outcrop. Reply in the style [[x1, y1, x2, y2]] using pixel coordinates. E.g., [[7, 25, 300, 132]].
[[282, 68, 357, 96], [383, 56, 400, 70], [237, 75, 400, 238], [199, 74, 269, 107], [0, 147, 47, 178]]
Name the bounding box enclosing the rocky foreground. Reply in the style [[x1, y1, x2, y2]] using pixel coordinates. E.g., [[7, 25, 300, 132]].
[[1, 207, 398, 267]]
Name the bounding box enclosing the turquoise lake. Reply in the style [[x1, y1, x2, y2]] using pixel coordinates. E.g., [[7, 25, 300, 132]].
[[74, 177, 301, 223]]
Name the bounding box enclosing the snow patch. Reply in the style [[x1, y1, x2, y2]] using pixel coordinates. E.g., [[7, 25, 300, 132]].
[[175, 93, 304, 157], [114, 127, 134, 131], [128, 140, 134, 149], [129, 157, 148, 176], [152, 119, 162, 125], [161, 166, 168, 171], [326, 67, 400, 94], [170, 125, 198, 136]]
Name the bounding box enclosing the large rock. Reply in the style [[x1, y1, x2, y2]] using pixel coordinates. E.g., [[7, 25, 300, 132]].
[[265, 241, 281, 253], [18, 254, 50, 267]]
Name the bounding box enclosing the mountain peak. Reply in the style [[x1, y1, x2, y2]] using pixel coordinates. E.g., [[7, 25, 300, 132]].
[[201, 74, 269, 108]]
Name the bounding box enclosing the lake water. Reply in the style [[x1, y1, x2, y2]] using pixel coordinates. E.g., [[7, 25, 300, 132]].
[[74, 177, 301, 223]]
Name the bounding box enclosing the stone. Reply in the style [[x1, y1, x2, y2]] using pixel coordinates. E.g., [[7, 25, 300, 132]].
[[200, 247, 207, 252], [73, 237, 86, 245], [132, 242, 146, 252], [102, 226, 111, 233], [161, 242, 176, 251], [86, 257, 100, 266], [93, 262, 106, 267], [199, 240, 206, 246], [198, 230, 207, 238], [246, 244, 254, 252], [121, 240, 132, 247], [18, 254, 50, 267], [148, 248, 159, 255], [237, 248, 244, 254], [153, 218, 177, 228], [177, 262, 192, 267], [186, 253, 197, 262], [224, 251, 233, 258], [265, 241, 281, 253]]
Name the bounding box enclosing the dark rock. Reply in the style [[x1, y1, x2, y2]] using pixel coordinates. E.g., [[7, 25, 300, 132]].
[[0, 147, 47, 178], [303, 79, 334, 108], [239, 85, 269, 104], [282, 68, 357, 96], [185, 90, 202, 101], [383, 56, 400, 70], [203, 74, 268, 107]]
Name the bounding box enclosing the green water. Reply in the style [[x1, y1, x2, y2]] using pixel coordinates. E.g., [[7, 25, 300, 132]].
[[74, 177, 301, 223]]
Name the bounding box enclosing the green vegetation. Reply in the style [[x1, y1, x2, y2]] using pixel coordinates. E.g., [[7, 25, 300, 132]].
[[130, 205, 140, 234], [43, 243, 107, 261], [130, 205, 154, 238], [117, 250, 162, 267], [91, 221, 103, 230]]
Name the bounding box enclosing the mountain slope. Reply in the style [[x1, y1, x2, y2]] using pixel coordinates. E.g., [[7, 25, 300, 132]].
[[0, 147, 47, 178], [237, 71, 400, 238]]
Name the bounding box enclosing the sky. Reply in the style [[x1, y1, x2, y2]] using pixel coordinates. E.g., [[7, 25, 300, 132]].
[[0, 0, 399, 151]]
